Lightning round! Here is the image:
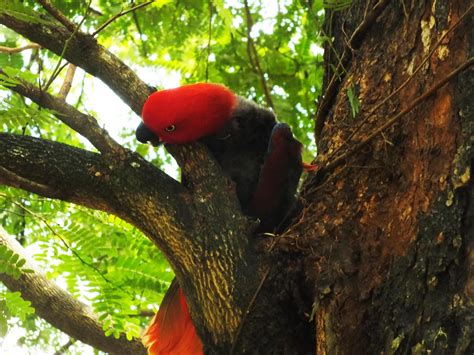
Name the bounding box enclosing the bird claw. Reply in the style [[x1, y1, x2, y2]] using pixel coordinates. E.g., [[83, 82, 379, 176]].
[[303, 163, 317, 172], [302, 162, 317, 172]]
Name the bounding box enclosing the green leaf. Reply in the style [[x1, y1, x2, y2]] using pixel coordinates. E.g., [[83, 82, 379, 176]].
[[0, 53, 24, 69], [3, 291, 35, 321], [347, 85, 360, 118], [0, 1, 56, 26], [0, 315, 8, 337], [152, 0, 173, 8], [16, 258, 26, 268]]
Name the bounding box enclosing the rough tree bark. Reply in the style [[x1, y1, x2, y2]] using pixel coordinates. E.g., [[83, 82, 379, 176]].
[[277, 0, 473, 353], [0, 0, 472, 354]]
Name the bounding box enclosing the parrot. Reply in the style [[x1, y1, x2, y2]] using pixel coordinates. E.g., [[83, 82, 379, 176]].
[[136, 83, 313, 354], [137, 83, 277, 211]]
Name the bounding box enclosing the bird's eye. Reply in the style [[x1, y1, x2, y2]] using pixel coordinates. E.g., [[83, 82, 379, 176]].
[[165, 125, 176, 132]]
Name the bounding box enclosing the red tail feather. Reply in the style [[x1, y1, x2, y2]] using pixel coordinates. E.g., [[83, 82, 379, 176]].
[[143, 279, 203, 355], [302, 161, 317, 172]]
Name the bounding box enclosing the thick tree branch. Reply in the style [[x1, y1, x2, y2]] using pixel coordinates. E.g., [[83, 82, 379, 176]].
[[0, 134, 259, 349], [36, 0, 77, 32], [0, 12, 153, 115], [0, 226, 146, 355], [1, 68, 123, 155], [167, 142, 259, 349], [0, 133, 187, 235]]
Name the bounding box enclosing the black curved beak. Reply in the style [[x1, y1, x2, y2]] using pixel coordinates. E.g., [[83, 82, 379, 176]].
[[136, 122, 162, 146]]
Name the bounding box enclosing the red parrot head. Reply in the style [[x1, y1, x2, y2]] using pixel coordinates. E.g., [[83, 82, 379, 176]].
[[139, 83, 237, 144]]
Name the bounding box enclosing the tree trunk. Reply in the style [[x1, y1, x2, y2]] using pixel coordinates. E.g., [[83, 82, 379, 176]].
[[279, 0, 473, 353]]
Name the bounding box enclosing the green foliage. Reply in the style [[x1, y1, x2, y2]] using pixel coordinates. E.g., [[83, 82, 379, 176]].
[[0, 1, 55, 26], [1, 186, 172, 347], [0, 51, 23, 70], [0, 245, 32, 280], [1, 290, 35, 322], [0, 90, 56, 135], [0, 287, 34, 343]]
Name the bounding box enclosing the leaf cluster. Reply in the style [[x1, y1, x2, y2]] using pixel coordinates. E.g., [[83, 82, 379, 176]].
[[1, 186, 171, 345]]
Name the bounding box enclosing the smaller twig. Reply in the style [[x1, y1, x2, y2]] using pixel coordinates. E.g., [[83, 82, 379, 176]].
[[243, 0, 275, 110], [303, 0, 349, 78], [132, 6, 148, 57], [319, 58, 474, 177], [230, 230, 283, 354], [57, 64, 77, 100], [205, 0, 213, 82], [89, 7, 104, 17], [74, 71, 87, 109], [341, 6, 357, 54], [25, 45, 40, 71], [0, 192, 114, 286], [1, 67, 124, 154], [0, 167, 56, 197], [400, 0, 409, 19], [230, 266, 271, 355], [43, 0, 92, 92], [0, 43, 41, 54], [139, 309, 156, 317], [92, 0, 154, 36], [37, 0, 77, 32], [363, 0, 371, 19], [54, 338, 77, 355], [43, 61, 69, 91]]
